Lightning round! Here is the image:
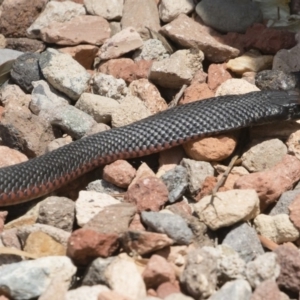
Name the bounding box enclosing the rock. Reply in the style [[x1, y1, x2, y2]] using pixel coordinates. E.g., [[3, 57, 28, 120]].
[[86, 179, 125, 194], [0, 146, 27, 167], [159, 0, 194, 22], [104, 254, 147, 299], [141, 211, 193, 245], [103, 160, 136, 188], [208, 279, 252, 300], [156, 282, 181, 299], [39, 50, 91, 101], [274, 244, 300, 293], [161, 166, 188, 203], [254, 214, 300, 243], [133, 39, 169, 61], [129, 79, 168, 114], [142, 255, 176, 289], [180, 158, 214, 194], [270, 189, 300, 216], [84, 0, 123, 20], [24, 231, 66, 257], [121, 230, 173, 255], [226, 51, 273, 75], [181, 83, 214, 104], [37, 196, 75, 232], [273, 42, 300, 72], [194, 189, 260, 230], [59, 44, 99, 70], [183, 133, 238, 162], [164, 294, 194, 300], [241, 139, 287, 172], [125, 177, 169, 212], [0, 49, 23, 65], [121, 0, 160, 40], [286, 129, 300, 161], [5, 37, 45, 53], [40, 15, 111, 46], [196, 0, 261, 33], [10, 52, 43, 92], [288, 194, 300, 231], [75, 93, 119, 124], [128, 214, 146, 231], [83, 203, 136, 235], [75, 191, 120, 227], [27, 0, 85, 38], [0, 256, 76, 299], [246, 252, 280, 289], [234, 155, 300, 210], [98, 290, 131, 300], [99, 27, 143, 60], [0, 0, 47, 38], [250, 280, 282, 300], [222, 222, 264, 263], [67, 228, 119, 265], [207, 63, 232, 91], [180, 247, 218, 298], [160, 14, 239, 63], [215, 78, 260, 96], [149, 49, 204, 89], [91, 73, 128, 101], [65, 285, 110, 300]]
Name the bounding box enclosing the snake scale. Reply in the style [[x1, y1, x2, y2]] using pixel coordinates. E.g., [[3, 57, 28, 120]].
[[0, 90, 300, 206]]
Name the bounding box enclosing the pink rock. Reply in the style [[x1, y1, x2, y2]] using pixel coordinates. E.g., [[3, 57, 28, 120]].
[[289, 194, 300, 231], [181, 83, 214, 105], [129, 163, 156, 188], [251, 279, 281, 300], [128, 213, 146, 231], [168, 199, 193, 216], [195, 176, 219, 201], [190, 70, 208, 85], [67, 228, 119, 265], [59, 45, 99, 70], [235, 155, 300, 210], [103, 160, 136, 188], [207, 63, 232, 91], [40, 15, 111, 46], [0, 146, 28, 167], [142, 255, 176, 289], [156, 281, 181, 299], [124, 177, 169, 212], [1, 228, 22, 249]]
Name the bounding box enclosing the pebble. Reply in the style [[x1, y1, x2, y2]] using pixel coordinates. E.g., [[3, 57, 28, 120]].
[[141, 211, 193, 245], [0, 146, 28, 168], [286, 129, 300, 160], [196, 0, 261, 33], [251, 279, 283, 300], [86, 179, 125, 194], [65, 285, 110, 300], [194, 189, 260, 230], [0, 49, 23, 65], [159, 0, 194, 22], [0, 256, 76, 300], [288, 194, 300, 230], [133, 39, 169, 61], [84, 0, 123, 21], [215, 78, 260, 96]]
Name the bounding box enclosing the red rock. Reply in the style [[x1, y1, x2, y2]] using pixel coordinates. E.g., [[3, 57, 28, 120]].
[[0, 0, 47, 37], [156, 281, 181, 299], [0, 146, 28, 167], [168, 200, 193, 216], [274, 244, 300, 293], [195, 176, 218, 201], [122, 230, 173, 255], [142, 255, 176, 289], [234, 155, 300, 210], [67, 228, 119, 265], [207, 63, 232, 91], [0, 211, 8, 233], [128, 213, 146, 231], [250, 280, 281, 300], [180, 83, 214, 105], [103, 160, 136, 188], [59, 45, 99, 70], [124, 177, 169, 212], [190, 70, 208, 85], [288, 194, 300, 231]]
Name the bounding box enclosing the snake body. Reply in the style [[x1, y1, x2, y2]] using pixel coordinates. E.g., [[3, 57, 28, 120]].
[[0, 90, 300, 206]]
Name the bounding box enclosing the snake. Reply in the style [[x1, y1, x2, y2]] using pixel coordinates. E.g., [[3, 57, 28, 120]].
[[0, 90, 300, 206]]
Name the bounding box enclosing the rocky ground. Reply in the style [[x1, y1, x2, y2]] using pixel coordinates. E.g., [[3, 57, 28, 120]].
[[1, 0, 300, 299]]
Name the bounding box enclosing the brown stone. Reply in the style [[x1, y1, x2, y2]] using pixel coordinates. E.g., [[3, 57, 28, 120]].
[[142, 255, 176, 289], [190, 70, 208, 85], [288, 194, 300, 231], [59, 44, 99, 70], [122, 230, 173, 255], [250, 280, 281, 300], [128, 213, 146, 231], [0, 0, 47, 37], [103, 160, 136, 188], [0, 211, 8, 233], [235, 155, 300, 210], [129, 163, 156, 188], [124, 177, 169, 212], [181, 83, 214, 105], [0, 146, 28, 168], [207, 63, 232, 91], [195, 176, 218, 201], [274, 244, 300, 293], [67, 228, 119, 265], [6, 38, 45, 53], [156, 281, 181, 299], [40, 15, 111, 46]]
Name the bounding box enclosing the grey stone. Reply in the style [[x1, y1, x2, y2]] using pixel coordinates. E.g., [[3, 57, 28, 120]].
[[222, 222, 264, 263], [141, 211, 193, 245], [6, 38, 46, 53], [133, 39, 169, 61], [37, 196, 75, 232], [0, 48, 23, 65], [161, 165, 188, 203], [11, 52, 43, 92], [196, 0, 262, 33], [208, 279, 252, 300], [86, 179, 125, 194], [0, 256, 76, 300]]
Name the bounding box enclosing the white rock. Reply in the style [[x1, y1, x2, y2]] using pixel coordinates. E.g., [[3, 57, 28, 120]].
[[75, 93, 120, 123], [75, 191, 120, 227], [215, 78, 260, 96], [84, 0, 123, 20], [27, 1, 85, 38], [65, 285, 110, 300], [287, 130, 300, 161], [194, 189, 260, 230], [254, 214, 300, 243], [133, 39, 169, 61], [159, 0, 195, 22]]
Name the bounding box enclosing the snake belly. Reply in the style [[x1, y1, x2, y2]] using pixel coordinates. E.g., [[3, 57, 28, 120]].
[[0, 90, 299, 206]]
